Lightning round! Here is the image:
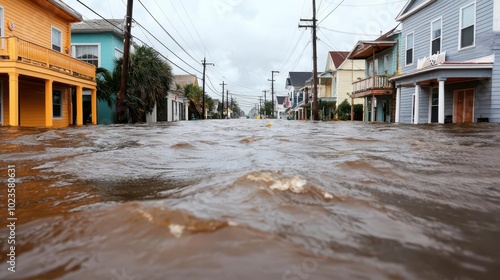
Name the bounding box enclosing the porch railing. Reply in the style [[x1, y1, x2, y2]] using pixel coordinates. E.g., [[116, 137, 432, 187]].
[[352, 74, 391, 93], [0, 37, 95, 81]]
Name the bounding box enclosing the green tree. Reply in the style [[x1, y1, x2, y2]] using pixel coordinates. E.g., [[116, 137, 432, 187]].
[[260, 101, 273, 117], [112, 46, 172, 123], [337, 99, 351, 121], [185, 84, 213, 119]]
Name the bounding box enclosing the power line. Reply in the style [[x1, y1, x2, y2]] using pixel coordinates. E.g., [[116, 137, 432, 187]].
[[320, 27, 381, 37], [74, 0, 199, 77], [137, 0, 200, 64], [318, 0, 344, 25]]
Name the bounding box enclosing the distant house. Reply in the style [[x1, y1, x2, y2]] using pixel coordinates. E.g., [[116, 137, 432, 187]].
[[391, 0, 500, 124], [285, 72, 312, 120], [302, 52, 365, 120], [0, 0, 96, 127], [166, 74, 196, 122], [276, 95, 287, 119], [71, 19, 124, 124], [348, 28, 401, 122]]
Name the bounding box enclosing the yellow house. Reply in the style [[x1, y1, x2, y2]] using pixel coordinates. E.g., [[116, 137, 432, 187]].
[[0, 0, 96, 127]]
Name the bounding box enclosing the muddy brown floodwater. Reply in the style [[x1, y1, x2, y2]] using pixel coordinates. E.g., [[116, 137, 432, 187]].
[[0, 120, 499, 280]]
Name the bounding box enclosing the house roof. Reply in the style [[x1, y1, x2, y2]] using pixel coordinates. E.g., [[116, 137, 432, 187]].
[[34, 0, 83, 22], [287, 72, 312, 88], [329, 51, 350, 69], [174, 74, 198, 89], [347, 27, 399, 59], [276, 96, 287, 105], [396, 0, 436, 21], [72, 19, 124, 38]]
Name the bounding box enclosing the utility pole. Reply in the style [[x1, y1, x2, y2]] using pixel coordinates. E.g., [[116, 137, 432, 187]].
[[226, 90, 229, 119], [220, 81, 227, 119], [259, 96, 263, 119], [118, 0, 134, 123], [263, 90, 268, 117], [201, 57, 214, 120], [268, 71, 279, 118], [299, 0, 319, 121]]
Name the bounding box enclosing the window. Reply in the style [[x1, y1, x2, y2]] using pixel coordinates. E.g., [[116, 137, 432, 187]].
[[53, 90, 62, 118], [460, 2, 475, 49], [0, 6, 4, 37], [51, 27, 62, 52], [383, 55, 389, 74], [406, 33, 414, 65], [431, 18, 442, 55], [72, 45, 99, 67], [114, 48, 123, 59]]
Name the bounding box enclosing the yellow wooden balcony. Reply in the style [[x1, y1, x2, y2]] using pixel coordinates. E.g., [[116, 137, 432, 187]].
[[0, 36, 95, 81]]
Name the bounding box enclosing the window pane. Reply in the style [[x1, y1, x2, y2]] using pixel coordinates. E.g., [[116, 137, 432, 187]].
[[462, 4, 475, 28], [53, 92, 62, 118], [432, 39, 441, 55], [461, 25, 474, 48], [432, 20, 441, 40], [52, 28, 61, 51], [407, 34, 413, 48], [406, 49, 413, 65]]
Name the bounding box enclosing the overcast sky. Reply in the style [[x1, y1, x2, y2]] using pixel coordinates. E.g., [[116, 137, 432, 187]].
[[64, 0, 407, 114]]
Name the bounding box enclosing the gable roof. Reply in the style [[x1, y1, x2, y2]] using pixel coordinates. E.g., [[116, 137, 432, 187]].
[[72, 19, 124, 38], [276, 96, 287, 105], [347, 27, 400, 59], [329, 51, 350, 69], [174, 75, 198, 89], [396, 0, 436, 21], [287, 72, 312, 88], [34, 0, 83, 22]]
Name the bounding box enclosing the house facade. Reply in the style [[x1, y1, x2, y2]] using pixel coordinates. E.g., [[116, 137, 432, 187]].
[[285, 71, 312, 120], [392, 0, 499, 124], [320, 51, 365, 120], [348, 28, 401, 122], [276, 95, 287, 119], [71, 19, 124, 124], [0, 0, 96, 127]]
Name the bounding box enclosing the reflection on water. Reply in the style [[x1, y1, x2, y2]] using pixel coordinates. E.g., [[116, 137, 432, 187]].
[[1, 120, 500, 280]]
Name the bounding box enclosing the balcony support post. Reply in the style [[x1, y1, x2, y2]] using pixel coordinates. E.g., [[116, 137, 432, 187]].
[[76, 86, 83, 125], [438, 78, 446, 124], [8, 72, 19, 126], [45, 79, 53, 127], [91, 88, 97, 125]]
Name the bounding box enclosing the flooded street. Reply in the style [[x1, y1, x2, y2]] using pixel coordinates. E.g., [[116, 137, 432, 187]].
[[1, 120, 500, 280]]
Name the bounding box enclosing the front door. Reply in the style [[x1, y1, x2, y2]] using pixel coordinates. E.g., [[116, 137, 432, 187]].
[[453, 89, 474, 123], [431, 88, 439, 123]]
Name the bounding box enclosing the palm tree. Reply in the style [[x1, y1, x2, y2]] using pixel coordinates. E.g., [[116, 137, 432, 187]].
[[99, 45, 173, 123]]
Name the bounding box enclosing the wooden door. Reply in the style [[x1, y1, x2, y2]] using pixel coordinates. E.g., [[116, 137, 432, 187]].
[[453, 89, 474, 123]]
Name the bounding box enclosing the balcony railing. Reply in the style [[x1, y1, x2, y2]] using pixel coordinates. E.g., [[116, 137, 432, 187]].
[[0, 37, 95, 81], [352, 74, 392, 93]]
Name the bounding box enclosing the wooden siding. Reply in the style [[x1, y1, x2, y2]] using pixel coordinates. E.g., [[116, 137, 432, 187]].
[[0, 77, 72, 127], [398, 0, 499, 123], [400, 0, 494, 73], [2, 0, 73, 55]]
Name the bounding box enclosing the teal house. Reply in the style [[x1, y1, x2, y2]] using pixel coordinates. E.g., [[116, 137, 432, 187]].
[[348, 28, 401, 122], [71, 19, 124, 124]]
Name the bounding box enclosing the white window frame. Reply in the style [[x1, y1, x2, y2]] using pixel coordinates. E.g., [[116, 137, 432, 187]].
[[459, 1, 476, 50], [430, 17, 443, 55], [51, 26, 63, 52], [428, 87, 439, 123], [71, 43, 101, 67], [53, 90, 63, 119], [114, 47, 123, 59], [406, 32, 414, 66]]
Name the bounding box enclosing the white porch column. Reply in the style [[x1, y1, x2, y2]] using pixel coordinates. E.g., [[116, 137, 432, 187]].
[[414, 84, 420, 124], [185, 102, 189, 121], [395, 86, 401, 123], [438, 79, 446, 124]]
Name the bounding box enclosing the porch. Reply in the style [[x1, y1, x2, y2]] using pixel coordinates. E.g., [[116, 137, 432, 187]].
[[0, 37, 96, 127]]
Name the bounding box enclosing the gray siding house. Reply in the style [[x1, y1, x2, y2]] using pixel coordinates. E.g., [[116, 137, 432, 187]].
[[392, 0, 500, 124]]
